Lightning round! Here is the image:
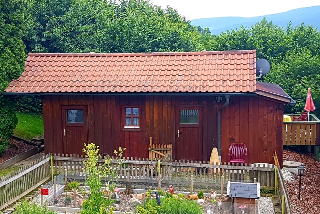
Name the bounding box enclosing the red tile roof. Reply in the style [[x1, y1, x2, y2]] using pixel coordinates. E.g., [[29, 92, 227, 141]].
[[5, 51, 257, 93]]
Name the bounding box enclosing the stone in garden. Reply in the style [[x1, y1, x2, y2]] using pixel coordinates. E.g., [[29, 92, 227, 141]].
[[129, 198, 141, 206], [78, 198, 83, 206], [281, 168, 294, 181], [283, 161, 303, 168], [114, 204, 120, 210], [283, 167, 299, 175]]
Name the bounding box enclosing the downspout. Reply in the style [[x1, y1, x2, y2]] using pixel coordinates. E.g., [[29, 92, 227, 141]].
[[217, 95, 230, 156]]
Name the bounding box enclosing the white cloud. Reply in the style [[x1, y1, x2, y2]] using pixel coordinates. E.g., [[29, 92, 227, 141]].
[[150, 0, 320, 20]]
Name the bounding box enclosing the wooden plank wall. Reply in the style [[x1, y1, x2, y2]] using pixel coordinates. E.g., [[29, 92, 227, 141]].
[[43, 95, 219, 161], [221, 96, 284, 165], [43, 95, 283, 164]]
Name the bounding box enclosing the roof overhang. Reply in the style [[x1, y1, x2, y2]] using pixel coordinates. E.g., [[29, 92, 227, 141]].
[[255, 91, 293, 103], [2, 92, 258, 96]]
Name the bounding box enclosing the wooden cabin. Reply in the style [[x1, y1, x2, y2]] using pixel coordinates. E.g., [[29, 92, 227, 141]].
[[5, 50, 292, 166]]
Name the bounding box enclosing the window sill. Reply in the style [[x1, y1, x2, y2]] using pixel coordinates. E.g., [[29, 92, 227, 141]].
[[123, 126, 141, 131]]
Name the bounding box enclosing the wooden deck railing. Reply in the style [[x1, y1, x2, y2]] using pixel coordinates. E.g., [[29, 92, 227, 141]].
[[283, 114, 320, 146], [0, 155, 51, 210]]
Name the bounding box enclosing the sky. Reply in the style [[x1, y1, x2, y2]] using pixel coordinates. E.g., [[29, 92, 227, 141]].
[[149, 0, 320, 20]]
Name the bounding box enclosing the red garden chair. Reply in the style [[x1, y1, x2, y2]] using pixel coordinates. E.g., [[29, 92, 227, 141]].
[[228, 143, 248, 163], [293, 111, 308, 121]]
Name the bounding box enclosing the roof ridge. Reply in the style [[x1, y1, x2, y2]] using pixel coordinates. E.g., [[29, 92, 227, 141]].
[[28, 50, 256, 57]]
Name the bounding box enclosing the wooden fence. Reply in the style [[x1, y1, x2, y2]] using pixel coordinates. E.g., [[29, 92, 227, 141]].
[[283, 114, 320, 146], [276, 167, 291, 214], [0, 155, 51, 210], [148, 142, 172, 160], [53, 154, 275, 191]]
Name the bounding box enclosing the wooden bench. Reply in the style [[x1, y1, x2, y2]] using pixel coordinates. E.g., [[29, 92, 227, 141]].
[[228, 143, 248, 164]]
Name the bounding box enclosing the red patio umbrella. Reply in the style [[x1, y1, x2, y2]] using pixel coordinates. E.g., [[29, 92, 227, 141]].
[[304, 88, 316, 120]]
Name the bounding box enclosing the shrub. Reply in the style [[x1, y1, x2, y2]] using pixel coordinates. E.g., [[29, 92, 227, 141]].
[[137, 196, 202, 214], [65, 195, 72, 204], [81, 143, 125, 214], [197, 190, 204, 199], [0, 98, 18, 156], [68, 181, 80, 190], [14, 201, 55, 214], [14, 96, 43, 114]]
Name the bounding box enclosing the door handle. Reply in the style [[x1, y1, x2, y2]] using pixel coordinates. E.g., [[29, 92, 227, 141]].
[[64, 128, 66, 136], [177, 130, 180, 138]]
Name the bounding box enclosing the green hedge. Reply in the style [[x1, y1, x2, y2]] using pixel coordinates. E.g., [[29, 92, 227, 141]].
[[0, 97, 18, 156]]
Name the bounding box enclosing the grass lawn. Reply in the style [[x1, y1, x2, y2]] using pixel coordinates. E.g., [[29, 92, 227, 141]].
[[0, 165, 20, 177], [14, 113, 44, 141]]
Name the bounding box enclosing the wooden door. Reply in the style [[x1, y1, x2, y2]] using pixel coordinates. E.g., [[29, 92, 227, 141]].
[[175, 106, 202, 160], [62, 106, 88, 154]]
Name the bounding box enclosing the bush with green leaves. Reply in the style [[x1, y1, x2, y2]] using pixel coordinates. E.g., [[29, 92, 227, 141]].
[[15, 96, 43, 114], [0, 98, 18, 155], [68, 180, 80, 190], [14, 201, 55, 214], [197, 190, 204, 199], [81, 143, 125, 214], [136, 193, 202, 214]]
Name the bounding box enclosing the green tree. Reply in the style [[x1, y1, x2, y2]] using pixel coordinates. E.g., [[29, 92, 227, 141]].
[[265, 49, 320, 115], [209, 19, 287, 62], [28, 0, 204, 53], [209, 19, 320, 116], [23, 0, 72, 52], [0, 0, 27, 155]]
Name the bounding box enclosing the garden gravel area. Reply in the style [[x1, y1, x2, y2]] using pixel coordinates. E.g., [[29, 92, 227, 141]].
[[283, 150, 320, 214], [0, 138, 35, 163], [258, 197, 275, 214], [47, 190, 235, 213]]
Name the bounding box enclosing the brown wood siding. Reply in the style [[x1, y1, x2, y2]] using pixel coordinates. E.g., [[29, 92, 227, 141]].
[[221, 96, 284, 165], [42, 94, 283, 164]]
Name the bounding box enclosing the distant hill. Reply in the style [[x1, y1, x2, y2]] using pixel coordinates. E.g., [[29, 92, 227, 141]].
[[191, 6, 320, 35]]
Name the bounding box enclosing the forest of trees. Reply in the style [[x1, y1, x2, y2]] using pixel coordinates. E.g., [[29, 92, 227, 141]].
[[1, 0, 320, 154]]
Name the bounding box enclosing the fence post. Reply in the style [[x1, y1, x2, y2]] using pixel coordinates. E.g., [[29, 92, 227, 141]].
[[190, 174, 193, 194], [54, 176, 57, 198], [274, 168, 278, 195], [50, 155, 54, 181], [65, 168, 68, 187], [221, 175, 224, 197], [158, 174, 161, 190], [73, 189, 77, 207], [282, 195, 285, 214], [315, 146, 320, 161], [40, 185, 43, 206]]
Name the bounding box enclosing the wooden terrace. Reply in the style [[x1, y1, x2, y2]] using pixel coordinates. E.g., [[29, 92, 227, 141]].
[[283, 114, 320, 160]]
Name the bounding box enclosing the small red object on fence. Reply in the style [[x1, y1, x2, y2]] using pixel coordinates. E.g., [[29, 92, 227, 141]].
[[228, 143, 248, 163], [41, 188, 49, 195]]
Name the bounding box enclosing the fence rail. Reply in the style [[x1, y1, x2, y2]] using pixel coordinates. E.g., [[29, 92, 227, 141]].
[[276, 167, 291, 214], [53, 154, 275, 191], [0, 155, 50, 210]]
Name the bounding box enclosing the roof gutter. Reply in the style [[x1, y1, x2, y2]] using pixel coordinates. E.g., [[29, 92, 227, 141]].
[[217, 95, 230, 156]]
